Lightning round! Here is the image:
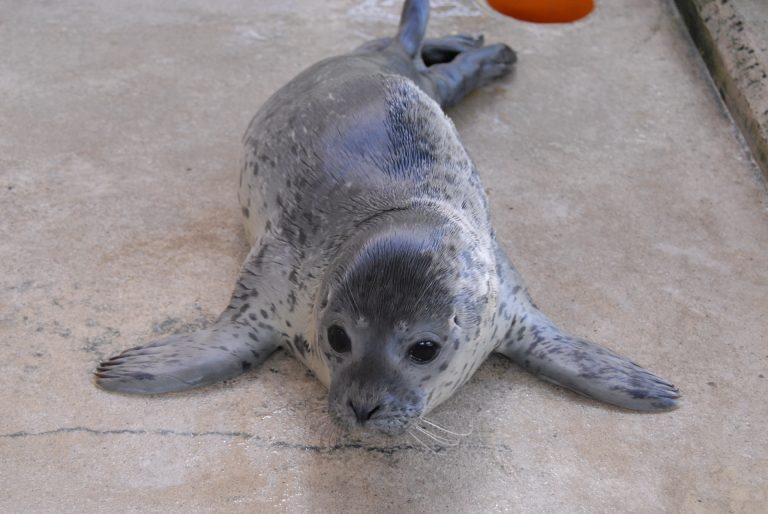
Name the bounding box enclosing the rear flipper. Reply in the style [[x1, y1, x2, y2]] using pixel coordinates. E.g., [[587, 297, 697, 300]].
[[427, 44, 516, 108], [94, 318, 280, 394], [396, 0, 429, 58], [493, 249, 680, 411], [421, 34, 485, 66], [360, 0, 516, 109]]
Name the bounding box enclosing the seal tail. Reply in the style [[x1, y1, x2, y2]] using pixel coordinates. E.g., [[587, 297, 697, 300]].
[[396, 0, 429, 58]]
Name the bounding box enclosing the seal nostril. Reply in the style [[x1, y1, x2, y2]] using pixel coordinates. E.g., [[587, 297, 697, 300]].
[[366, 405, 381, 420], [349, 400, 381, 423], [348, 400, 360, 421]]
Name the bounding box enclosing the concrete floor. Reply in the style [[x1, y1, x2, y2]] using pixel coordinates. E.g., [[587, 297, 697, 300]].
[[2, 0, 767, 512]]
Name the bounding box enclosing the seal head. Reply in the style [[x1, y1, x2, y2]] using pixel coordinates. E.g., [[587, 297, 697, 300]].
[[318, 209, 495, 434]]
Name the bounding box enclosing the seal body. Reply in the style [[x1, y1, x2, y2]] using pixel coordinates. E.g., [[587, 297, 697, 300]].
[[238, 61, 500, 409], [237, 58, 506, 429], [96, 0, 680, 436]]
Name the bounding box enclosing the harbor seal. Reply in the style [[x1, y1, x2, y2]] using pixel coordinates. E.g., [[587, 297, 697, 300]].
[[95, 0, 680, 435]]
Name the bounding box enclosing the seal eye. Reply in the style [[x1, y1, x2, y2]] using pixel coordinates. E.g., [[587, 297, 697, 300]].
[[327, 325, 351, 353], [408, 340, 440, 364]]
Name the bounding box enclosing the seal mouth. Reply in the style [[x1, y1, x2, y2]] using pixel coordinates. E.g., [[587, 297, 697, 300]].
[[328, 411, 413, 438], [328, 381, 424, 437], [329, 405, 417, 437], [327, 416, 472, 453]]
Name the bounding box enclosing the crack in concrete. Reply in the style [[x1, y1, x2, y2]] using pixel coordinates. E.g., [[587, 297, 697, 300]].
[[0, 426, 433, 454], [1, 427, 252, 439]]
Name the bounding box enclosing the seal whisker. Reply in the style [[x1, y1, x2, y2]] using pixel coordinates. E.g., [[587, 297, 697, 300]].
[[418, 416, 473, 437], [333, 424, 347, 449], [319, 415, 345, 450], [412, 423, 459, 447], [413, 425, 455, 447], [407, 429, 438, 454], [310, 405, 342, 450]]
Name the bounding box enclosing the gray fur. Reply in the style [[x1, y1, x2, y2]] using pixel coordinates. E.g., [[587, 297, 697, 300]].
[[95, 0, 679, 433]]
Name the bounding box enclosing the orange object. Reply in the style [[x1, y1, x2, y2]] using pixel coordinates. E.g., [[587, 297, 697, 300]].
[[486, 0, 594, 23]]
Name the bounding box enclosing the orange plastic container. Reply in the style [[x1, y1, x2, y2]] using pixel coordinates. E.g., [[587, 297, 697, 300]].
[[486, 0, 594, 23]]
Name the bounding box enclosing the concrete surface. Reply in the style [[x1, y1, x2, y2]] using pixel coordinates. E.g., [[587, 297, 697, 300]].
[[675, 0, 768, 178], [2, 0, 768, 512]]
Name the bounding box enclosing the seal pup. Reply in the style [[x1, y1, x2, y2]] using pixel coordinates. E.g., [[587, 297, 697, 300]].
[[95, 0, 680, 435]]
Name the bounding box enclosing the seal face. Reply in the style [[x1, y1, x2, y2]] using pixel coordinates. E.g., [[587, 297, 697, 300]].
[[318, 214, 494, 434], [95, 0, 680, 436]]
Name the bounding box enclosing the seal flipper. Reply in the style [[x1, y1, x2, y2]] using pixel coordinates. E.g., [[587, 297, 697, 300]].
[[426, 44, 516, 108], [94, 317, 280, 394], [421, 34, 485, 66], [492, 248, 681, 412], [396, 0, 429, 58], [94, 237, 295, 394]]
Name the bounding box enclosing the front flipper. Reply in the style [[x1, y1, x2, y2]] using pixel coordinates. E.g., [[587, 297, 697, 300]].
[[493, 249, 681, 411], [94, 318, 279, 394], [95, 237, 295, 394]]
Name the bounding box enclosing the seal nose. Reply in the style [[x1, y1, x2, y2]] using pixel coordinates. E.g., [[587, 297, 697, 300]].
[[348, 400, 381, 423]]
